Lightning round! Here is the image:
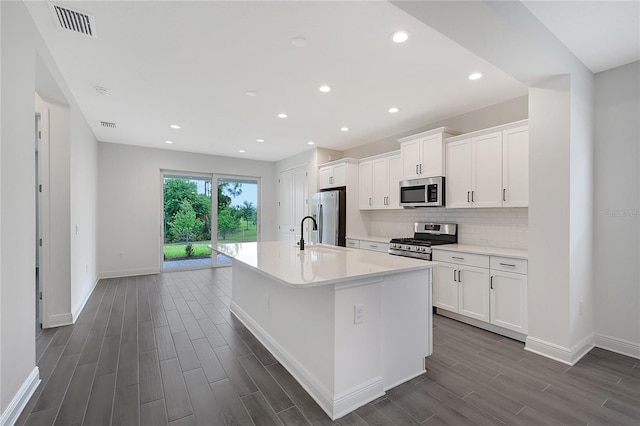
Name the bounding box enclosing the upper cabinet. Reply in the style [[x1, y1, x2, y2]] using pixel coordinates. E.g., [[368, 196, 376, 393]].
[[398, 127, 461, 179], [359, 152, 402, 210], [446, 120, 528, 208], [318, 158, 358, 189]]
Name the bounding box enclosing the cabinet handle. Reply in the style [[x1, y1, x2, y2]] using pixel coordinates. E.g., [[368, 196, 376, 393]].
[[471, 191, 475, 202], [490, 276, 493, 289], [416, 164, 419, 175], [453, 269, 457, 282], [459, 270, 462, 283], [452, 256, 464, 260], [499, 262, 516, 267], [369, 197, 372, 206], [369, 244, 378, 248], [503, 188, 506, 202], [419, 164, 423, 174], [467, 191, 470, 202]]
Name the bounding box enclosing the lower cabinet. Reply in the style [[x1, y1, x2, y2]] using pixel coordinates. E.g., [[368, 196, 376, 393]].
[[345, 238, 389, 253], [433, 249, 528, 336]]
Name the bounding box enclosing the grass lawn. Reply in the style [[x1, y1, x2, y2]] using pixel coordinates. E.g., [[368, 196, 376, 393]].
[[164, 221, 258, 259], [164, 242, 211, 259]]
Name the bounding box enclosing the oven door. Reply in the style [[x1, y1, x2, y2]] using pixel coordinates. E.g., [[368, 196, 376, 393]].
[[399, 177, 445, 207]]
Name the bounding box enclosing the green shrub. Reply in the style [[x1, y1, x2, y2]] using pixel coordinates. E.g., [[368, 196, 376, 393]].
[[185, 243, 194, 257]]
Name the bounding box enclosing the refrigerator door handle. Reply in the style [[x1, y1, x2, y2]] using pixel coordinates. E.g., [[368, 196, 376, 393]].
[[318, 204, 323, 243]]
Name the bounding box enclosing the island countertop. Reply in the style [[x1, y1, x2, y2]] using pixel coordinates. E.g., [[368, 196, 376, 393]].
[[215, 241, 436, 287]]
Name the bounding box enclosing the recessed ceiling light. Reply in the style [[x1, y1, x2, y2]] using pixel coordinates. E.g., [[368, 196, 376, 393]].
[[165, 140, 173, 144], [341, 127, 349, 132], [256, 139, 264, 142], [319, 85, 331, 93], [308, 141, 315, 145], [392, 30, 409, 43], [278, 113, 288, 118], [246, 90, 257, 97], [291, 37, 308, 48], [169, 124, 181, 129], [239, 149, 246, 153], [468, 72, 483, 80], [388, 107, 399, 113]]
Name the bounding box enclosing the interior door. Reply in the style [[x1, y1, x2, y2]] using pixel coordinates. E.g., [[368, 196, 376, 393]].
[[292, 166, 307, 241]]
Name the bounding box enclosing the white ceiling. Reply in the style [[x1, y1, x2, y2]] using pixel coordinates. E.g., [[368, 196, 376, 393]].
[[25, 1, 638, 162], [522, 0, 640, 74]]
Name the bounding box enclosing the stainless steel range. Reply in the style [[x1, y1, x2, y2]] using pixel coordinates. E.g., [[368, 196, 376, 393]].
[[389, 222, 458, 260]]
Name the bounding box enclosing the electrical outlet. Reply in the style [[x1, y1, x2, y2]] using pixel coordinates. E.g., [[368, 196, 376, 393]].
[[354, 304, 365, 324]]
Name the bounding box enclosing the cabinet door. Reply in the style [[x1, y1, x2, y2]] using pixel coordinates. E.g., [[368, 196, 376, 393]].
[[332, 163, 346, 186], [472, 132, 502, 208], [458, 265, 490, 322], [292, 166, 308, 236], [400, 138, 421, 179], [491, 271, 528, 334], [372, 158, 389, 209], [421, 134, 444, 177], [387, 155, 402, 209], [278, 169, 292, 232], [319, 166, 332, 189], [502, 126, 529, 207], [358, 161, 373, 210], [433, 263, 459, 312], [446, 139, 472, 208]]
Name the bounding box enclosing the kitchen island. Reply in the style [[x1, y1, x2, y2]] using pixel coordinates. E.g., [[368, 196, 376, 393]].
[[215, 241, 437, 420]]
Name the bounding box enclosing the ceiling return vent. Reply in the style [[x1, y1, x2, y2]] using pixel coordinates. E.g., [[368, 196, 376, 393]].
[[50, 4, 97, 38], [100, 121, 117, 129]]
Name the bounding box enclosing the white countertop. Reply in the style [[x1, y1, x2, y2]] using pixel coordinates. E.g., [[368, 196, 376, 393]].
[[346, 235, 391, 243], [431, 244, 528, 259], [215, 241, 436, 287]]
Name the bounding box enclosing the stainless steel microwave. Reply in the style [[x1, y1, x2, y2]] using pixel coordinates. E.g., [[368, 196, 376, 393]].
[[399, 176, 445, 207]]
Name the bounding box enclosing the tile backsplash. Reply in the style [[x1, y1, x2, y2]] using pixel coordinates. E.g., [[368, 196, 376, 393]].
[[362, 208, 528, 250]]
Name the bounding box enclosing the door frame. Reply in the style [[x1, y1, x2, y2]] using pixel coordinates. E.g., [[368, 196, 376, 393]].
[[37, 110, 51, 328]]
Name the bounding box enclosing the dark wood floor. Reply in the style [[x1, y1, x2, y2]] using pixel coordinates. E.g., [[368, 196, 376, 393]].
[[16, 268, 640, 426]]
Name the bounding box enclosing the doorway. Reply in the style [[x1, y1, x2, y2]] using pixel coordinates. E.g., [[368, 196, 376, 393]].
[[162, 173, 213, 270], [35, 114, 42, 333]]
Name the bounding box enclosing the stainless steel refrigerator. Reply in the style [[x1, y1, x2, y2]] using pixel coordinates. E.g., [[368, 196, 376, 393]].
[[310, 189, 347, 247]]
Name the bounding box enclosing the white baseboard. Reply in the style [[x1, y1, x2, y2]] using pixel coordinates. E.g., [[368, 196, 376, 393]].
[[0, 367, 40, 426], [594, 333, 640, 360], [71, 278, 100, 322], [525, 333, 594, 366], [231, 302, 383, 420], [47, 312, 73, 328], [98, 267, 159, 279]]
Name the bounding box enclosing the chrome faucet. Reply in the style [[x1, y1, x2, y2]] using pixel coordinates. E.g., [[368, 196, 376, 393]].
[[299, 216, 318, 250]]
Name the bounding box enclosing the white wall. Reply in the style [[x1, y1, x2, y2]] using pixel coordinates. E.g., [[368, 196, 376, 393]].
[[0, 1, 36, 417], [594, 61, 640, 357], [1, 2, 99, 421], [343, 96, 528, 159], [98, 142, 277, 278]]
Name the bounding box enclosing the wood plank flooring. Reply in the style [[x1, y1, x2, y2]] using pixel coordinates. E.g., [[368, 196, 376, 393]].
[[16, 268, 640, 425]]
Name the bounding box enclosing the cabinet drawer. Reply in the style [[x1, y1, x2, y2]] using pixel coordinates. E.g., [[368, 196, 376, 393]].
[[490, 256, 527, 274], [360, 240, 389, 253], [432, 250, 489, 268], [345, 238, 360, 249]]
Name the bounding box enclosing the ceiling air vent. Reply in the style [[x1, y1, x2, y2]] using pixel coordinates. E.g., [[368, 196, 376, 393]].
[[50, 4, 97, 38], [100, 121, 116, 129]]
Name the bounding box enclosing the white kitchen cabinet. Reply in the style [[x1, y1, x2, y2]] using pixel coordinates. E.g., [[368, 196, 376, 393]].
[[358, 152, 402, 210], [345, 238, 360, 249], [278, 165, 308, 242], [359, 240, 390, 253], [398, 127, 460, 179], [319, 161, 346, 189], [490, 257, 528, 334], [432, 249, 490, 322], [358, 161, 373, 209], [502, 125, 529, 207], [446, 120, 528, 208]]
